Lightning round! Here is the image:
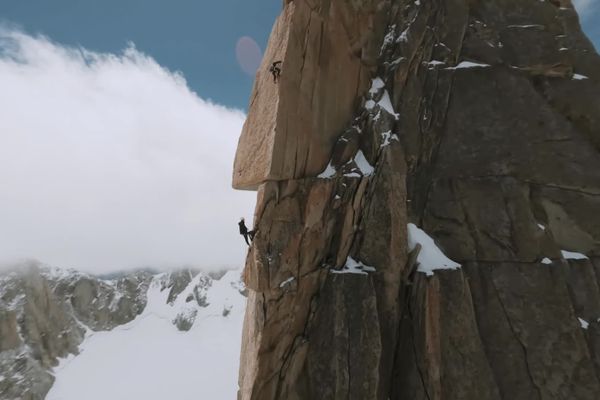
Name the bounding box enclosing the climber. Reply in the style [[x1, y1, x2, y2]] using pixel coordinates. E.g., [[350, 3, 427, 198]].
[[238, 218, 256, 246], [269, 61, 282, 83]]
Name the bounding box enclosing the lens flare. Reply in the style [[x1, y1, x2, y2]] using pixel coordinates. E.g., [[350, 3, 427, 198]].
[[235, 36, 262, 77]]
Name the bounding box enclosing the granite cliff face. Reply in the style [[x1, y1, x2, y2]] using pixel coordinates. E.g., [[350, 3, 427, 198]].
[[233, 1, 600, 399]]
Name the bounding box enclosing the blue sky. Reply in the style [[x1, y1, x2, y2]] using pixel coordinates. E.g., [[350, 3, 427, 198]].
[[0, 1, 598, 109], [0, 0, 281, 109], [576, 0, 600, 48]]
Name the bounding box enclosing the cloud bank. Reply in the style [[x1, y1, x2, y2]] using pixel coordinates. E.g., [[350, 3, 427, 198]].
[[0, 29, 255, 274]]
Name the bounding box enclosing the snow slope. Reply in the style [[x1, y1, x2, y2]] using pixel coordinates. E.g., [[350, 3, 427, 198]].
[[46, 270, 246, 400]]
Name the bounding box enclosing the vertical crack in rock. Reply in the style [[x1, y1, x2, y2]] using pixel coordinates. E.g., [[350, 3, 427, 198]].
[[490, 272, 543, 400], [406, 288, 433, 400]]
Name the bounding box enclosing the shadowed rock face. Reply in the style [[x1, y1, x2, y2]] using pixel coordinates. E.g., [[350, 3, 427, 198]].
[[234, 0, 600, 399]]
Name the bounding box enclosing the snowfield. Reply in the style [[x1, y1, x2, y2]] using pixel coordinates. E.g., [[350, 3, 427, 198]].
[[47, 270, 246, 400]]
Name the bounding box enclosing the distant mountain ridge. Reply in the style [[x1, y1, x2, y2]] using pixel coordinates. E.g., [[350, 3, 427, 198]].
[[0, 261, 245, 400]]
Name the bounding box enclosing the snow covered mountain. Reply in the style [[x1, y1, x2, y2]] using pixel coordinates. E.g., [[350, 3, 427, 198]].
[[0, 261, 246, 399]]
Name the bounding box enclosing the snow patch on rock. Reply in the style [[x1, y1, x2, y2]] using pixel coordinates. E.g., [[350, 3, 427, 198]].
[[331, 257, 376, 275], [369, 77, 385, 94], [407, 224, 461, 276], [352, 150, 375, 176], [573, 74, 589, 80], [365, 78, 399, 119], [279, 277, 295, 288], [447, 61, 491, 69], [381, 131, 399, 147], [561, 250, 588, 260], [317, 162, 336, 179]]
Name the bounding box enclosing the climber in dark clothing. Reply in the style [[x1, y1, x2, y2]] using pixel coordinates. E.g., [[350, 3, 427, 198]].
[[269, 61, 282, 83], [238, 218, 255, 246]]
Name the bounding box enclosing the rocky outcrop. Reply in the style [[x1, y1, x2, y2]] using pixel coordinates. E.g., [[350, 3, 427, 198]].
[[158, 269, 215, 331], [51, 268, 151, 331], [234, 0, 600, 399], [0, 263, 85, 400]]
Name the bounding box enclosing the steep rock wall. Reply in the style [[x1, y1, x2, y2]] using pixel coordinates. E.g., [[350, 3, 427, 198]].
[[234, 0, 600, 399], [233, 0, 389, 189]]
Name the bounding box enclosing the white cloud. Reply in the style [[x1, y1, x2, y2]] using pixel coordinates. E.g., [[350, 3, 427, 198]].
[[0, 29, 255, 274]]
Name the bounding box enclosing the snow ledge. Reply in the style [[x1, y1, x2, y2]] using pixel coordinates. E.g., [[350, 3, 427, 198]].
[[331, 256, 376, 275], [407, 224, 461, 276]]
